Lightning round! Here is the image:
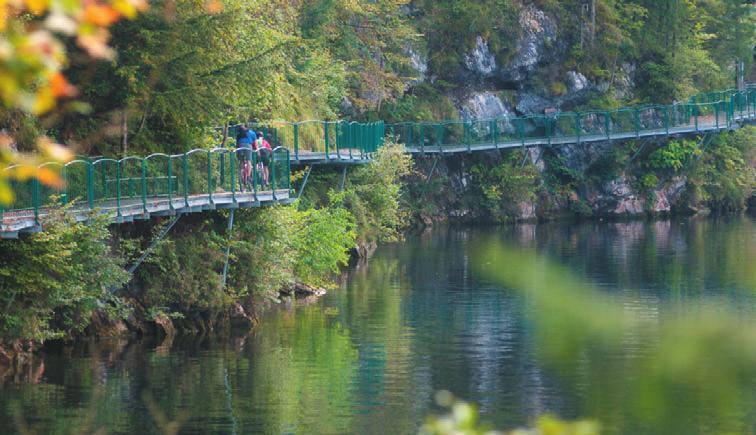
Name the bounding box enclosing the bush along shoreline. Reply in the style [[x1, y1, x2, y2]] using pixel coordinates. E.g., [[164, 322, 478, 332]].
[[1, 128, 754, 367], [0, 145, 413, 368]]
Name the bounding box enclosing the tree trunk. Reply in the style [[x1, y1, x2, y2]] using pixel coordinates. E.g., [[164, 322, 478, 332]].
[[221, 120, 229, 147]]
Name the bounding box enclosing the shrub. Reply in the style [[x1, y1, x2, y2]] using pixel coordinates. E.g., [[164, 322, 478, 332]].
[[470, 152, 540, 221], [340, 143, 413, 243], [639, 173, 659, 190], [0, 209, 129, 343], [648, 138, 700, 172], [689, 126, 755, 210]]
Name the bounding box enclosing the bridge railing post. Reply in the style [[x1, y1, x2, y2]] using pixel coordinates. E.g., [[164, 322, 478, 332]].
[[344, 122, 355, 160], [116, 160, 122, 218], [270, 149, 277, 200], [663, 106, 669, 135], [167, 157, 174, 211], [60, 164, 68, 206], [694, 104, 699, 132], [634, 108, 640, 138], [32, 169, 40, 225], [141, 159, 148, 215], [206, 149, 213, 204], [575, 114, 582, 145], [86, 163, 94, 209], [293, 123, 300, 163], [324, 122, 330, 162], [182, 153, 189, 208], [219, 151, 225, 187], [604, 111, 611, 140], [516, 118, 525, 149], [230, 150, 236, 204], [419, 124, 425, 156], [335, 121, 342, 160], [101, 161, 108, 200], [491, 119, 499, 150]]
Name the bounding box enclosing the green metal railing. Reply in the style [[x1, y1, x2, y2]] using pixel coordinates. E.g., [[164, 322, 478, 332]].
[[386, 86, 756, 151], [3, 85, 754, 232], [0, 147, 292, 228], [211, 120, 385, 162]]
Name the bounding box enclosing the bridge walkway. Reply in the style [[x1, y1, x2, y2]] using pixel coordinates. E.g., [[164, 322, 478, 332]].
[[1, 86, 754, 238]]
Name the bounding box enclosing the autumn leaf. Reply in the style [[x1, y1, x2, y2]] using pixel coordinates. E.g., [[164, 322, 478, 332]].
[[83, 4, 121, 27], [49, 71, 77, 98]]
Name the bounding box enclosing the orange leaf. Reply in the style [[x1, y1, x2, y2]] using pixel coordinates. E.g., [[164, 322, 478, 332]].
[[205, 0, 223, 14], [36, 167, 63, 188], [49, 72, 78, 98], [83, 4, 121, 27]]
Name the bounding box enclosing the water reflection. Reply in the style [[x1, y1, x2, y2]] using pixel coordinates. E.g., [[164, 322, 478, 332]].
[[0, 216, 753, 434]]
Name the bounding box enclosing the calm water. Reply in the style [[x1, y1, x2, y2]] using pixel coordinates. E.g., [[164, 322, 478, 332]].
[[1, 216, 754, 434]]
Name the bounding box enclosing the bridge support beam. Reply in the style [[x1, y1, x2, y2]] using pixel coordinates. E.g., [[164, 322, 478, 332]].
[[339, 166, 348, 192], [297, 164, 315, 200], [124, 214, 182, 278], [426, 157, 440, 183], [222, 209, 235, 288]]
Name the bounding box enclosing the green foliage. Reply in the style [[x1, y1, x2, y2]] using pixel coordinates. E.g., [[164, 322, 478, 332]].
[[139, 215, 229, 315], [639, 172, 659, 190], [0, 209, 129, 343], [689, 126, 756, 210], [470, 152, 540, 221], [631, 0, 753, 102], [543, 149, 583, 193], [292, 203, 356, 286], [139, 205, 355, 314], [339, 143, 413, 243], [585, 146, 629, 183], [648, 138, 700, 172], [414, 0, 519, 83], [300, 0, 416, 113]]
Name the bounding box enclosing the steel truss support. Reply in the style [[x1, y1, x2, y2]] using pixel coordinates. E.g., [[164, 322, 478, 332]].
[[125, 214, 182, 277]]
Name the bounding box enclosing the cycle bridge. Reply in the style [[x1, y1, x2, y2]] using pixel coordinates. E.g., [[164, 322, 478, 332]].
[[1, 85, 754, 238]]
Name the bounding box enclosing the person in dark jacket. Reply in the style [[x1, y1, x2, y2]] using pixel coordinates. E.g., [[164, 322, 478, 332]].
[[235, 126, 256, 190]]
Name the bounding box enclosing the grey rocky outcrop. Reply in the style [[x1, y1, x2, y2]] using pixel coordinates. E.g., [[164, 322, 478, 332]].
[[460, 92, 512, 120], [464, 36, 497, 78], [499, 4, 558, 84]]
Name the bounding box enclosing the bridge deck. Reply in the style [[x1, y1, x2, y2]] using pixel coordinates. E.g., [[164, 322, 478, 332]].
[[403, 115, 752, 155], [1, 189, 291, 239]]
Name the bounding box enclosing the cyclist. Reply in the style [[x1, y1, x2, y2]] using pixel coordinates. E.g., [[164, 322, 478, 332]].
[[235, 126, 256, 191], [255, 131, 273, 187]]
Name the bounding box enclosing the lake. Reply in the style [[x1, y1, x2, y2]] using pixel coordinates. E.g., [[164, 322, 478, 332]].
[[1, 216, 754, 434]]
